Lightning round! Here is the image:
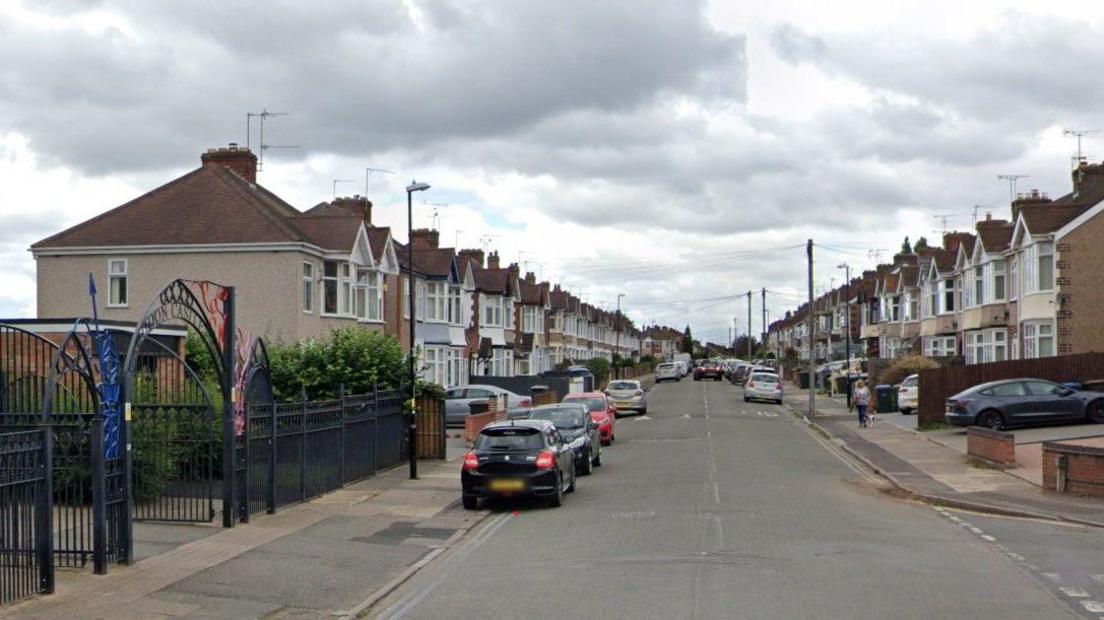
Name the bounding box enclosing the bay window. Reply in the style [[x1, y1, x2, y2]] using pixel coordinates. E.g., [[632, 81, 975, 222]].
[[448, 286, 462, 325], [355, 270, 383, 322], [965, 329, 1007, 364], [991, 260, 1005, 301], [1008, 257, 1018, 300], [973, 266, 984, 307], [340, 263, 353, 315], [426, 281, 447, 322], [422, 346, 447, 386], [1023, 242, 1054, 294], [482, 294, 502, 327], [1022, 321, 1055, 359], [301, 261, 313, 313], [1038, 242, 1054, 291], [942, 278, 955, 314], [323, 261, 339, 315]]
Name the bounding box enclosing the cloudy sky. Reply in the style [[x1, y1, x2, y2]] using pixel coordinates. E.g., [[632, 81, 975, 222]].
[[3, 1, 1103, 345]]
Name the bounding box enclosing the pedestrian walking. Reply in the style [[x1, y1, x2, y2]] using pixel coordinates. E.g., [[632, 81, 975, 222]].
[[852, 380, 871, 428]]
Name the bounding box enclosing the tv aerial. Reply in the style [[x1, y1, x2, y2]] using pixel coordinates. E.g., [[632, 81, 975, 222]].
[[246, 109, 298, 171]]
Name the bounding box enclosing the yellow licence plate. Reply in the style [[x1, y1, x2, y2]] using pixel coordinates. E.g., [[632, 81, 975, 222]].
[[489, 479, 526, 492], [615, 401, 633, 407]]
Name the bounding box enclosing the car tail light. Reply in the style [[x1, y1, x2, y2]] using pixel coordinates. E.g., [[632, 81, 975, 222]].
[[634, 390, 644, 396], [535, 450, 555, 470], [462, 452, 479, 472], [946, 400, 965, 414]]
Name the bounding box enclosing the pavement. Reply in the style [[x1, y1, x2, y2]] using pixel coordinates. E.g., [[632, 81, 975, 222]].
[[3, 437, 483, 620], [784, 386, 1104, 529], [371, 377, 1086, 619]]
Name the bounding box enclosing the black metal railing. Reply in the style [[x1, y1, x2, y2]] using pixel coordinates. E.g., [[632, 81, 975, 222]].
[[239, 388, 406, 517], [0, 429, 53, 606]]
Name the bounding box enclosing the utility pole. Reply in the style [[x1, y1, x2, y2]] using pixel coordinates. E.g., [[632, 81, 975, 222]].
[[746, 290, 753, 360], [615, 293, 624, 379], [761, 288, 767, 356], [806, 239, 815, 420], [838, 263, 852, 408]]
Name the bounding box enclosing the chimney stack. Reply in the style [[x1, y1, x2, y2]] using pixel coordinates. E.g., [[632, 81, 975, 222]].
[[458, 248, 485, 269], [331, 195, 373, 225], [410, 228, 439, 250], [487, 251, 500, 269], [201, 143, 258, 183], [524, 272, 537, 284], [1010, 188, 1051, 222]]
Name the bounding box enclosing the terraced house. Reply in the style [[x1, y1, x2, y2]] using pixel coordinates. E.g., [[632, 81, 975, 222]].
[[768, 160, 1104, 366]]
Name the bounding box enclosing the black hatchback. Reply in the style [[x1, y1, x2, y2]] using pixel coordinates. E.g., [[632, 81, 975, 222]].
[[461, 419, 577, 509], [945, 378, 1104, 430], [527, 403, 602, 475]]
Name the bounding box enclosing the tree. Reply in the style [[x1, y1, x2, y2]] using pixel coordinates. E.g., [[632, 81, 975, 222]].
[[914, 236, 929, 252], [681, 326, 694, 354], [900, 236, 913, 255]]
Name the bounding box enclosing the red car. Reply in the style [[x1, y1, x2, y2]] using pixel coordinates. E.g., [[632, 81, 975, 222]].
[[694, 362, 723, 381], [562, 392, 617, 445]]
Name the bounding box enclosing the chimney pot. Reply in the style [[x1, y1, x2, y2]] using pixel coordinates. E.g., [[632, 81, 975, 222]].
[[201, 143, 258, 183], [410, 228, 440, 250]]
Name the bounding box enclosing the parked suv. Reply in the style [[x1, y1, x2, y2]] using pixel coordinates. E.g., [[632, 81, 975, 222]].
[[461, 419, 577, 509]]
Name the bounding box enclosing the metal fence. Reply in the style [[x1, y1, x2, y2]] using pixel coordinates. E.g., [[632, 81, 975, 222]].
[[241, 389, 407, 516], [0, 429, 53, 606], [918, 352, 1104, 425]]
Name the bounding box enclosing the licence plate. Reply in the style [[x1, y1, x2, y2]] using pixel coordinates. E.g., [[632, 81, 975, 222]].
[[489, 479, 526, 492], [615, 401, 633, 407]]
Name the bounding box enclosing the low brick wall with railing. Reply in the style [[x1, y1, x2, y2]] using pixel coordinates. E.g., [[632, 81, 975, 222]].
[[966, 427, 1016, 468]]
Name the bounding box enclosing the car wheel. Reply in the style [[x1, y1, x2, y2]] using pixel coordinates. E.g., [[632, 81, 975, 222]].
[[900, 408, 913, 416], [743, 396, 749, 402], [462, 495, 479, 510], [1088, 400, 1104, 423], [978, 409, 1005, 431], [548, 474, 564, 507], [566, 468, 577, 493], [580, 452, 593, 475], [641, 408, 647, 415]]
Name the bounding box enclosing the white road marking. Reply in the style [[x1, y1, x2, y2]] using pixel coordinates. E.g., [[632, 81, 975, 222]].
[[980, 534, 996, 542], [1006, 552, 1025, 561], [1060, 587, 1090, 598], [1082, 600, 1104, 613], [1091, 575, 1104, 583], [681, 413, 691, 419], [711, 481, 720, 504], [634, 416, 652, 422], [1042, 573, 1062, 582], [969, 527, 984, 534]]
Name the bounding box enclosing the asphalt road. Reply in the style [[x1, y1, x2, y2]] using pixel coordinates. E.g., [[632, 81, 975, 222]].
[[372, 378, 1080, 619]]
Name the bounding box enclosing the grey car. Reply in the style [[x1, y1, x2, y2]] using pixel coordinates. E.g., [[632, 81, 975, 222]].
[[605, 380, 647, 414], [527, 403, 602, 475], [945, 378, 1104, 430], [444, 385, 531, 426]]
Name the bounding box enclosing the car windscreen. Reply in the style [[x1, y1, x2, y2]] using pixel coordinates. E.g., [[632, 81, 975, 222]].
[[566, 397, 606, 412], [608, 382, 638, 391], [528, 408, 587, 429], [901, 377, 918, 388], [475, 428, 544, 451]]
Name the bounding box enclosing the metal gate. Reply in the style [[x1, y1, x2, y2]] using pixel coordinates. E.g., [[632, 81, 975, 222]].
[[0, 429, 53, 605], [238, 339, 273, 521], [124, 279, 236, 525]]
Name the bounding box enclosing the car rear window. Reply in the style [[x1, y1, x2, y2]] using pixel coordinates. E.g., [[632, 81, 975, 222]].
[[750, 374, 778, 383], [608, 381, 638, 390], [658, 364, 675, 370], [980, 382, 1027, 397], [528, 407, 587, 429], [565, 397, 606, 412], [901, 376, 918, 388], [476, 428, 544, 451]]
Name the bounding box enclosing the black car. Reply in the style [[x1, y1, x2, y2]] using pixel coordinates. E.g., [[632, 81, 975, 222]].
[[527, 403, 601, 475], [945, 378, 1104, 430], [461, 419, 577, 509]]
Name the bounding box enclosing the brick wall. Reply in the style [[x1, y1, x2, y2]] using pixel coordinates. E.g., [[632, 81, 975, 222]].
[[1042, 441, 1104, 497], [1059, 219, 1104, 355], [966, 427, 1015, 467]]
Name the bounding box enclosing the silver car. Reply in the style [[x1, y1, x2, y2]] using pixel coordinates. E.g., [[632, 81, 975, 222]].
[[444, 385, 531, 426], [605, 380, 648, 415], [743, 372, 783, 404], [655, 363, 681, 383]]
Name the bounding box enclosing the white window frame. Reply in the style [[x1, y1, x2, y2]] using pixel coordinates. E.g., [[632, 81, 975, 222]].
[[1022, 320, 1055, 359], [973, 265, 985, 307], [322, 260, 340, 316], [1008, 256, 1018, 301], [482, 294, 503, 327], [1038, 241, 1054, 291], [425, 281, 447, 323], [448, 285, 462, 326], [301, 261, 314, 313], [107, 258, 128, 307], [990, 259, 1006, 302], [422, 346, 448, 386]]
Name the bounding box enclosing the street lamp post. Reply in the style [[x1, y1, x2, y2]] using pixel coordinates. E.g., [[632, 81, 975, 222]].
[[615, 293, 625, 379], [838, 262, 852, 408], [406, 180, 431, 480]]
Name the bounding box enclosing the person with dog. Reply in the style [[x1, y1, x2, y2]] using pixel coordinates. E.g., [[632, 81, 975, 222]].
[[852, 379, 871, 427]]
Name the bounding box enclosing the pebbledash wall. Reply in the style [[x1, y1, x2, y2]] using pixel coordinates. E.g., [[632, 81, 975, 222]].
[[35, 250, 385, 342]]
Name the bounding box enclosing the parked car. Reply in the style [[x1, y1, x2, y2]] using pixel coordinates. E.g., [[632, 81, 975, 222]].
[[730, 363, 754, 385], [693, 362, 723, 381], [461, 419, 577, 509], [562, 391, 617, 445], [605, 379, 648, 414], [444, 385, 532, 426], [656, 362, 681, 383], [744, 372, 783, 404], [897, 374, 918, 415], [945, 379, 1104, 430], [527, 404, 601, 475], [675, 360, 689, 377]]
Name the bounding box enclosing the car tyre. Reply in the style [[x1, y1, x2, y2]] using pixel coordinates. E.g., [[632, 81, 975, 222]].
[[743, 396, 750, 402], [580, 451, 593, 475], [1089, 400, 1104, 423], [593, 447, 602, 467], [462, 495, 479, 510], [566, 469, 576, 493], [548, 474, 563, 507], [978, 409, 1005, 431]]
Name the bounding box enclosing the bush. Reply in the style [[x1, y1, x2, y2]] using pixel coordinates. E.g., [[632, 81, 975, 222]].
[[585, 357, 611, 388], [268, 328, 405, 401], [880, 354, 940, 387]]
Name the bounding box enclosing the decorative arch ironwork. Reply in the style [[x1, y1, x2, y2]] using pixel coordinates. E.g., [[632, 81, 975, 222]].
[[238, 338, 274, 521], [123, 278, 238, 528]]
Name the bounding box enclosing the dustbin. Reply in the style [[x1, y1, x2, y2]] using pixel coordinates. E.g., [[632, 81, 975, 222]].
[[875, 385, 895, 413], [531, 385, 549, 396], [798, 372, 811, 389], [833, 376, 848, 395], [468, 400, 491, 415]]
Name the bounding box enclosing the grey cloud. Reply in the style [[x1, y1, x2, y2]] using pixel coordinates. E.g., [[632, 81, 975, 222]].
[[0, 0, 745, 174]]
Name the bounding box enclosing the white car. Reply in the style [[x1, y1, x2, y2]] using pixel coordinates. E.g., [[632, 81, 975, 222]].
[[897, 374, 918, 415], [656, 363, 681, 382], [744, 372, 783, 404]]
